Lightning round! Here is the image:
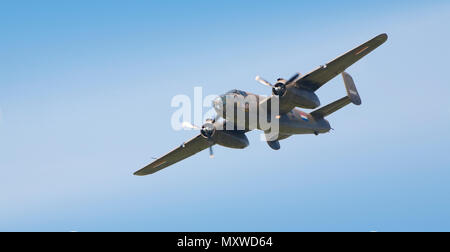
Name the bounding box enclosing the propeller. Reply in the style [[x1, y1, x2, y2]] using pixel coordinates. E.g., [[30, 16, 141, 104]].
[[255, 73, 300, 97], [181, 118, 218, 159], [209, 146, 214, 158], [181, 121, 201, 130], [255, 76, 273, 88]]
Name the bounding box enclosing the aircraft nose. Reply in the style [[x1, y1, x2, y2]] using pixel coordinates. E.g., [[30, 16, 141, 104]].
[[213, 96, 224, 111]]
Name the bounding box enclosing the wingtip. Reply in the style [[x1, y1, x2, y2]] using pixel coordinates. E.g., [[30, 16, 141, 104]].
[[377, 33, 388, 43], [133, 171, 145, 176]]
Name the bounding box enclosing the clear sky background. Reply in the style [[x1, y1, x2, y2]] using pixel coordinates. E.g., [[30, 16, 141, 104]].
[[0, 0, 449, 231]]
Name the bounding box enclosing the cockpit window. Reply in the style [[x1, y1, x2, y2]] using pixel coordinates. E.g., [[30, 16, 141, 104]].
[[226, 89, 248, 97]]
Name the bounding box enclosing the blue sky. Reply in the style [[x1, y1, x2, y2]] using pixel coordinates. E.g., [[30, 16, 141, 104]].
[[0, 0, 449, 231]]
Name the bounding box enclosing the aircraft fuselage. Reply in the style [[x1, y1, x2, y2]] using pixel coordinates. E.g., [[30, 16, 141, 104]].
[[212, 90, 331, 138]]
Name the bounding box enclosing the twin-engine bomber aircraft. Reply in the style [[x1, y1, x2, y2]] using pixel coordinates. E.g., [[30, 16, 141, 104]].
[[134, 33, 388, 176]]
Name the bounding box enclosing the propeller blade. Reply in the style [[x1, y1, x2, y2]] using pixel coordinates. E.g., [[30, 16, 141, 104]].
[[209, 146, 214, 158], [213, 113, 223, 123], [285, 73, 300, 85], [255, 75, 273, 87], [181, 121, 201, 130]]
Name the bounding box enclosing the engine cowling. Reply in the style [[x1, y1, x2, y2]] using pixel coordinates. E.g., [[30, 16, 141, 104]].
[[200, 120, 249, 149], [214, 131, 249, 149], [257, 73, 320, 109], [200, 120, 216, 139], [272, 82, 287, 96], [281, 85, 321, 109]]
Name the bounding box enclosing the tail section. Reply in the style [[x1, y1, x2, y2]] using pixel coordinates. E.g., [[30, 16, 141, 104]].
[[310, 96, 352, 118], [310, 72, 361, 118]]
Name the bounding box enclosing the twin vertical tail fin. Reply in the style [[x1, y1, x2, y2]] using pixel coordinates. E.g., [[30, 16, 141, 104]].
[[310, 72, 361, 118], [342, 72, 361, 105]]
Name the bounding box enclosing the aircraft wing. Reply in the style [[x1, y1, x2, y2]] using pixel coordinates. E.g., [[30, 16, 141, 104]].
[[134, 134, 212, 176], [295, 33, 388, 91]]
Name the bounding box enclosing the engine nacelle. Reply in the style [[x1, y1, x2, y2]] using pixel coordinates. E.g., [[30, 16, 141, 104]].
[[214, 131, 249, 149], [280, 85, 321, 109], [200, 120, 249, 149]]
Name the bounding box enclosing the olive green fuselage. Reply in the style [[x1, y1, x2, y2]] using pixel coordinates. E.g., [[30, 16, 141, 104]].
[[213, 92, 331, 139]]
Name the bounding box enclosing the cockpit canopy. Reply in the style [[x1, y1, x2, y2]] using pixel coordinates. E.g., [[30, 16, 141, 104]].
[[226, 89, 248, 97]]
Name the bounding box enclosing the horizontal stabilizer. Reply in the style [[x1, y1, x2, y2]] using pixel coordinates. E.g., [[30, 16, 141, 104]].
[[310, 72, 362, 118], [310, 96, 351, 118]]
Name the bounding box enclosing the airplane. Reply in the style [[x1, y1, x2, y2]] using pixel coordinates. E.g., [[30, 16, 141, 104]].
[[134, 33, 388, 176]]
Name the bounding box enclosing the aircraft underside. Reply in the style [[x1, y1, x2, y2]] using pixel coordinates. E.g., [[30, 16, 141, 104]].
[[134, 33, 387, 176]]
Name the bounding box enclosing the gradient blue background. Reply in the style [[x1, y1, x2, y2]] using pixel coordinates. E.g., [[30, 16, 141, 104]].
[[1, 0, 449, 231]]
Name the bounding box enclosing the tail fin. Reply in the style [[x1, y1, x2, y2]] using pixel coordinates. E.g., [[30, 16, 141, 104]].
[[310, 72, 361, 118], [342, 72, 361, 105]]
